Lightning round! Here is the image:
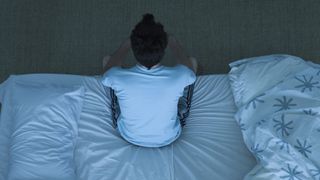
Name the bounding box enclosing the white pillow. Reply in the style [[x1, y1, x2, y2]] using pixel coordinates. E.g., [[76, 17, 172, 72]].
[[228, 54, 310, 108], [1, 78, 84, 180]]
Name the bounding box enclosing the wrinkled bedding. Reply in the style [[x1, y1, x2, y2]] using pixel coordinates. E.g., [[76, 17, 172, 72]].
[[229, 55, 320, 179], [75, 74, 255, 180], [0, 74, 85, 180], [0, 73, 255, 180]]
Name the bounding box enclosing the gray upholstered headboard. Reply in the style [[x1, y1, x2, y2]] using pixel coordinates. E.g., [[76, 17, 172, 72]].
[[1, 0, 319, 82]]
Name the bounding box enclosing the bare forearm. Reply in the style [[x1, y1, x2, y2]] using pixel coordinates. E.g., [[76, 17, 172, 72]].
[[104, 39, 131, 71], [168, 36, 193, 68], [110, 45, 130, 65]]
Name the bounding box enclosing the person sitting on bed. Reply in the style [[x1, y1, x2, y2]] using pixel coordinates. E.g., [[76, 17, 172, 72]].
[[101, 13, 198, 148]]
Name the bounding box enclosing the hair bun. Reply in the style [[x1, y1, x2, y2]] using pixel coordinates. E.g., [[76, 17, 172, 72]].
[[142, 13, 155, 24]]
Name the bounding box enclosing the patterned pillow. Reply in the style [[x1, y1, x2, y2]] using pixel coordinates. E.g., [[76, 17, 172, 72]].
[[228, 54, 309, 108]]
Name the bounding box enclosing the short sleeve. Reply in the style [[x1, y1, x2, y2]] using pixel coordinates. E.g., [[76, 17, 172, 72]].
[[178, 65, 196, 87], [101, 67, 120, 88]]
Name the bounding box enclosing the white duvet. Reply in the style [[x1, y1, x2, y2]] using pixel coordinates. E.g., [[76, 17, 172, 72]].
[[229, 55, 320, 180]]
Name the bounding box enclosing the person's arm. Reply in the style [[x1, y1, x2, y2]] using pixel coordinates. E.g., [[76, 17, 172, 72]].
[[103, 38, 131, 72], [168, 35, 195, 73]]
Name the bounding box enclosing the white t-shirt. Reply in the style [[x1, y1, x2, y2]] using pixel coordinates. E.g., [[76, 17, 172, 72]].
[[101, 63, 196, 147]]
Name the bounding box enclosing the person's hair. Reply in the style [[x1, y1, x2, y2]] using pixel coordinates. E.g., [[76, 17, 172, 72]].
[[130, 13, 168, 70]]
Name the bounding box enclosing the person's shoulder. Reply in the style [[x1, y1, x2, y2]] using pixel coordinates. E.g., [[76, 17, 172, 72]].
[[105, 66, 124, 74], [101, 66, 124, 87], [171, 64, 196, 86], [109, 66, 122, 71], [172, 64, 186, 70], [174, 64, 195, 74]]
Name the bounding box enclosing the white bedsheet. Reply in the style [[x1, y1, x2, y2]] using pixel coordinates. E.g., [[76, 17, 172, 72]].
[[76, 74, 255, 180], [0, 73, 256, 180]]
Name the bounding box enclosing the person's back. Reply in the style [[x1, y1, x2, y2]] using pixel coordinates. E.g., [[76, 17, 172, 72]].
[[101, 13, 197, 147], [102, 62, 195, 147]]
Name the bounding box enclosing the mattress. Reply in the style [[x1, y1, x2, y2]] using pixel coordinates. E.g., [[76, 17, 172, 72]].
[[0, 73, 256, 180]]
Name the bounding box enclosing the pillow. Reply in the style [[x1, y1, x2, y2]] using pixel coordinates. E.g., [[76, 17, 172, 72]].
[[228, 54, 310, 108], [307, 59, 320, 68], [1, 78, 84, 180]]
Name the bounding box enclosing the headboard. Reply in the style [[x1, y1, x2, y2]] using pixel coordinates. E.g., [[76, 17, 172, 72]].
[[0, 0, 319, 82]]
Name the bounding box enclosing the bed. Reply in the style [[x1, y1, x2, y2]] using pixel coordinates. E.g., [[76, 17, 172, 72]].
[[1, 54, 319, 180]]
